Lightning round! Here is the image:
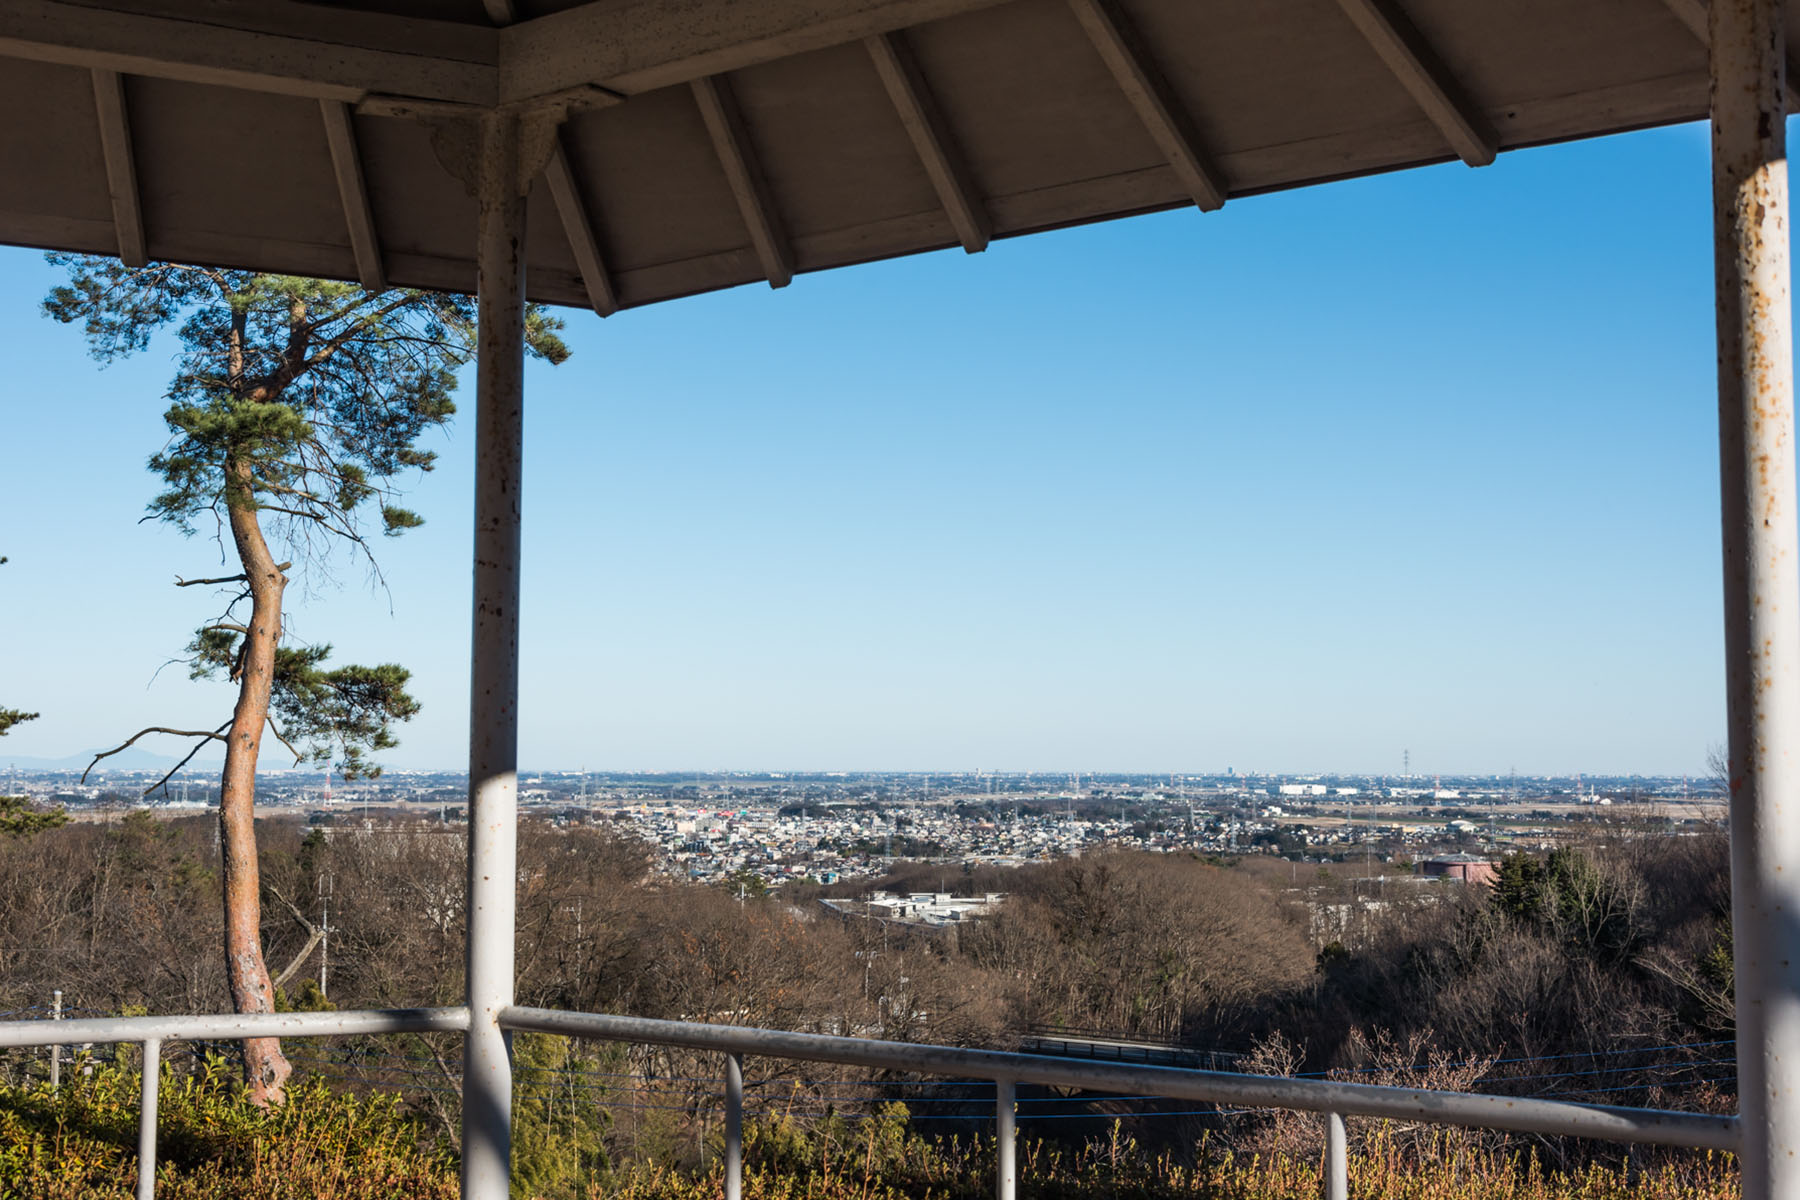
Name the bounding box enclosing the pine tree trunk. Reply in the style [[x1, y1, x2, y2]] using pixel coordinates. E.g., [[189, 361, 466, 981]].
[[221, 460, 291, 1105]]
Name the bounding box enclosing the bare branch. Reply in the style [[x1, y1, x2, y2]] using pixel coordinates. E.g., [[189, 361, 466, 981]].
[[267, 716, 304, 767], [176, 562, 289, 588], [272, 928, 326, 989], [416, 1035, 464, 1141], [82, 723, 228, 783], [249, 293, 421, 400], [270, 885, 315, 931], [140, 722, 234, 796], [257, 504, 361, 541]]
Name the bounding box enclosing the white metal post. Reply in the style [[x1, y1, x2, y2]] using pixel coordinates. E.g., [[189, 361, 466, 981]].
[[1711, 2, 1800, 1198], [725, 1053, 744, 1200], [462, 109, 528, 1200], [995, 1077, 1016, 1200], [137, 1038, 160, 1200], [1325, 1111, 1347, 1200], [50, 988, 61, 1090]]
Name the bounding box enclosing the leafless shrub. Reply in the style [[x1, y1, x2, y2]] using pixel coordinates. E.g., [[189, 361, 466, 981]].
[[1230, 1026, 1497, 1165]]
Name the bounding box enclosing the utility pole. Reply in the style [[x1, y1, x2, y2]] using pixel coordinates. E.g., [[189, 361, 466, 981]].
[[49, 989, 61, 1090], [318, 872, 333, 999]]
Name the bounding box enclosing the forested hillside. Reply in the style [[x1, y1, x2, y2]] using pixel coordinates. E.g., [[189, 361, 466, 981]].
[[0, 811, 1738, 1194]]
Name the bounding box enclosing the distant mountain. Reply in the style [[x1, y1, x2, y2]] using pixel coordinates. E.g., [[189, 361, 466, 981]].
[[3, 746, 223, 773]]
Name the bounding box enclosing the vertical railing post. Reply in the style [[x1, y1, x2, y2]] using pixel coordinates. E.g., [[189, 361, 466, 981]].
[[1710, 3, 1800, 1199], [49, 989, 61, 1090], [462, 108, 528, 1200], [725, 1053, 744, 1200], [995, 1077, 1016, 1200], [1324, 1111, 1347, 1200], [137, 1038, 160, 1200]]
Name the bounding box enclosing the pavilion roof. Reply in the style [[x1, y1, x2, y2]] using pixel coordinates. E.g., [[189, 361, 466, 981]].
[[0, 0, 1744, 311]]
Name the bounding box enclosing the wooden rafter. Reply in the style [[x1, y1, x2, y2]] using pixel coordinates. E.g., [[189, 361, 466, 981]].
[[2, 0, 493, 105], [318, 100, 386, 291], [89, 68, 145, 267], [543, 138, 619, 316], [1065, 0, 1226, 213], [1659, 0, 1800, 112], [1330, 0, 1496, 167], [865, 31, 990, 254], [480, 0, 617, 316], [499, 0, 1011, 103], [691, 75, 794, 289], [7, 0, 1017, 111]]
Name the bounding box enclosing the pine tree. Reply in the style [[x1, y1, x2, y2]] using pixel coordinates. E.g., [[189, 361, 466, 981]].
[[0, 557, 34, 740], [45, 260, 568, 1103], [0, 559, 58, 837]]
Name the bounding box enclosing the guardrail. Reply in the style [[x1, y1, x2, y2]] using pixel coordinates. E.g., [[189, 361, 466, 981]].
[[497, 1006, 1739, 1200], [0, 1004, 1742, 1200], [0, 1008, 468, 1200]]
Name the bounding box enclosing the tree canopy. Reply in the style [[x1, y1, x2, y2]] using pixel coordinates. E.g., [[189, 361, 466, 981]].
[[0, 565, 58, 837], [45, 260, 566, 562], [43, 257, 570, 1103]]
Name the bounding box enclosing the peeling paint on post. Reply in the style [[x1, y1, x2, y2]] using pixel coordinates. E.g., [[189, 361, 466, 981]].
[[463, 109, 527, 1200], [1711, 3, 1800, 1198]]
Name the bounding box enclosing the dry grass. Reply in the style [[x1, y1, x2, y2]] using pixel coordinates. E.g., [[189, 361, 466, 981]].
[[0, 1069, 1737, 1200]]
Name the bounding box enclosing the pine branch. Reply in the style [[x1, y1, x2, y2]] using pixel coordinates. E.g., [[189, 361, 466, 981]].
[[142, 725, 233, 796], [253, 293, 419, 399], [267, 716, 304, 767], [81, 723, 229, 783], [176, 562, 288, 588]]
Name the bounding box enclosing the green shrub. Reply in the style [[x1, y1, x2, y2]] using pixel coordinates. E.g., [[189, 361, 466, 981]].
[[0, 1057, 455, 1200], [0, 1064, 1741, 1200], [601, 1117, 1739, 1200]]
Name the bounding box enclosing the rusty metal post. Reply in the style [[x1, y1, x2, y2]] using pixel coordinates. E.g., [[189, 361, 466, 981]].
[[137, 1038, 160, 1200], [462, 109, 527, 1200], [1711, 2, 1800, 1197]]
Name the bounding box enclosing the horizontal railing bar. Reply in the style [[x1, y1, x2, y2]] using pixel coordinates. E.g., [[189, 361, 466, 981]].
[[499, 1006, 1740, 1153], [0, 1006, 468, 1049]]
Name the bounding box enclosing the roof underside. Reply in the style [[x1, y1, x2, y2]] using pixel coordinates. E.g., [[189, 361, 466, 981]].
[[0, 0, 1753, 312]]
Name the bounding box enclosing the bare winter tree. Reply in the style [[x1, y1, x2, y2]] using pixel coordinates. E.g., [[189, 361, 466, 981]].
[[46, 261, 568, 1103]]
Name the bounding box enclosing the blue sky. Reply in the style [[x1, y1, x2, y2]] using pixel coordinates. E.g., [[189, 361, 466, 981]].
[[0, 121, 1735, 776]]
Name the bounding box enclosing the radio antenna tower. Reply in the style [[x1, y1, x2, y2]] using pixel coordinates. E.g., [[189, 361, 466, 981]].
[[1403, 748, 1410, 780]]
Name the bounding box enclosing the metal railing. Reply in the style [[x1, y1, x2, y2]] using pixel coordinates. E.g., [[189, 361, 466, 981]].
[[0, 1002, 1744, 1200], [0, 1007, 468, 1200]]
